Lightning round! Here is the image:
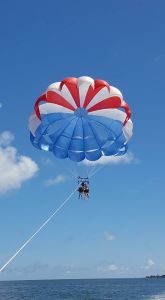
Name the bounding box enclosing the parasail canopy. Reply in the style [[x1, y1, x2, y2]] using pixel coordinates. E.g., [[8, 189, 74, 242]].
[[29, 76, 133, 162]]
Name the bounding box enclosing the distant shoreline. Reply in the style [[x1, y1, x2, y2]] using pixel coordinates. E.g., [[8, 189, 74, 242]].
[[146, 275, 165, 279]]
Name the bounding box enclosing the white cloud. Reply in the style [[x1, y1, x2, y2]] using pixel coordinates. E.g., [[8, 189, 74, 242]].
[[45, 174, 68, 186], [140, 258, 155, 270], [0, 131, 39, 194], [0, 131, 14, 146], [105, 232, 115, 241], [107, 264, 118, 271], [83, 151, 136, 166], [98, 264, 118, 273], [148, 259, 155, 266]]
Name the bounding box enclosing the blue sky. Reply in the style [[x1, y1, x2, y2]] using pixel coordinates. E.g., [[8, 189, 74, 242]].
[[0, 0, 164, 280]]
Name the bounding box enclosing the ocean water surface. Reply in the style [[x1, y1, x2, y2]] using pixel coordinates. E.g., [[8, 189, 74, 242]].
[[0, 278, 165, 300]]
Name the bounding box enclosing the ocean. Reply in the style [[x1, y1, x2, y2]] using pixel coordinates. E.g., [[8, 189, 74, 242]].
[[0, 278, 165, 300]]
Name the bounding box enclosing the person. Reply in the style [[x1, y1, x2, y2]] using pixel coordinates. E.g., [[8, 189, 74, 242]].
[[78, 185, 84, 198], [83, 184, 89, 198], [77, 178, 90, 199]]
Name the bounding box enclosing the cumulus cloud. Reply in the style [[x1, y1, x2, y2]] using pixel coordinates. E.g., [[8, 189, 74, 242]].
[[105, 231, 115, 241], [0, 131, 14, 146], [107, 264, 118, 271], [83, 151, 136, 166], [45, 174, 68, 186], [140, 259, 155, 270], [0, 131, 39, 194], [97, 264, 118, 273], [148, 259, 155, 266]]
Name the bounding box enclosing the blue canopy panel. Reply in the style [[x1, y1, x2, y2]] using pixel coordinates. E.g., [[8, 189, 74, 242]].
[[30, 112, 128, 161]]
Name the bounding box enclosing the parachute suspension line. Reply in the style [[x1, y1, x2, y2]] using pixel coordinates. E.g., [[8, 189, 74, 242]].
[[66, 161, 78, 178], [88, 164, 98, 178], [65, 161, 76, 178], [86, 164, 89, 178], [73, 161, 79, 178], [56, 159, 76, 179], [89, 164, 105, 178], [0, 187, 77, 273], [86, 162, 91, 178], [68, 160, 81, 178]]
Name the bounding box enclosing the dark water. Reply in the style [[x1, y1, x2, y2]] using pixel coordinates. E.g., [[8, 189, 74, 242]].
[[0, 278, 165, 300]]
